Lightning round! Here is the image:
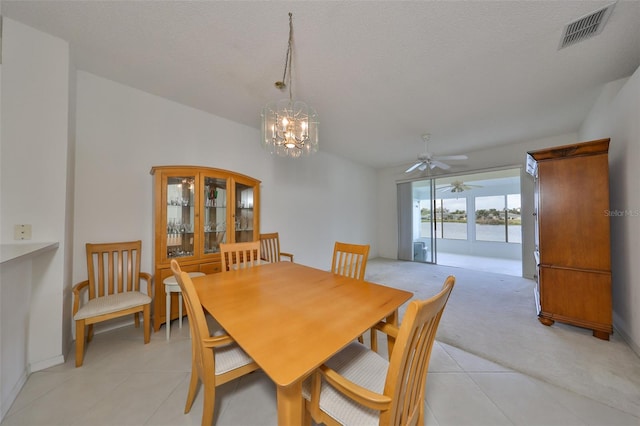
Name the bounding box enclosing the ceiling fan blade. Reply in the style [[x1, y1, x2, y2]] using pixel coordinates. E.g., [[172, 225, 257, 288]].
[[433, 154, 468, 161], [431, 160, 451, 170], [405, 162, 423, 173]]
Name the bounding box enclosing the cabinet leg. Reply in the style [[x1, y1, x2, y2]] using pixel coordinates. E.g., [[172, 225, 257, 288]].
[[538, 317, 554, 327], [593, 330, 610, 340]]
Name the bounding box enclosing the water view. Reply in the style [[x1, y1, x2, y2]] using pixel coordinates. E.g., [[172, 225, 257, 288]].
[[421, 222, 522, 243]]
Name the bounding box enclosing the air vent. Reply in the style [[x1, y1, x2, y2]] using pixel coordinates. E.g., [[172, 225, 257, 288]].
[[559, 2, 616, 49]]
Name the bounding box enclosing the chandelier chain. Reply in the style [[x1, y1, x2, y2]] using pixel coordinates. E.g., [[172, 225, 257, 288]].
[[279, 12, 294, 101]]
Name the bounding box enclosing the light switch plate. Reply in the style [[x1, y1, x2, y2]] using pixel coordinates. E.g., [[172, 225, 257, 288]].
[[14, 224, 32, 240]]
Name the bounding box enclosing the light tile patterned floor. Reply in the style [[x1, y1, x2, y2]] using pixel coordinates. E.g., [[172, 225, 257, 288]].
[[2, 320, 638, 426]]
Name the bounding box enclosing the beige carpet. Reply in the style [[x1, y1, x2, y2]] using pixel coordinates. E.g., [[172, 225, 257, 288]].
[[366, 257, 640, 417]]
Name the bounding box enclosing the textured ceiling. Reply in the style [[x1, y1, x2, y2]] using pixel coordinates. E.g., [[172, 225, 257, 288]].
[[2, 1, 639, 169]]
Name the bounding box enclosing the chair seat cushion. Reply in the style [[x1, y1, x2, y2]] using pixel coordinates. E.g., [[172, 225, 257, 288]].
[[74, 292, 151, 320], [303, 341, 389, 425], [215, 343, 256, 375]]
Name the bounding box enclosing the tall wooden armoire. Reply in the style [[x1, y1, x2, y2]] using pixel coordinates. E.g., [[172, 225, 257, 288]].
[[526, 138, 612, 340]]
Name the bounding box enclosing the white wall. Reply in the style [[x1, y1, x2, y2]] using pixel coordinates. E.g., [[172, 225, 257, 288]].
[[73, 70, 378, 293], [0, 18, 70, 369], [0, 258, 31, 420], [578, 67, 640, 354], [376, 132, 578, 279], [0, 18, 72, 419]]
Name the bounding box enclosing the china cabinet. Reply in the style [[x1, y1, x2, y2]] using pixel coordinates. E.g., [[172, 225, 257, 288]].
[[526, 138, 612, 340], [150, 166, 260, 332]]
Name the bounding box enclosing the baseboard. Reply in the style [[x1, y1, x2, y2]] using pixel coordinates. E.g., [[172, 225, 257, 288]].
[[613, 311, 640, 357], [1, 370, 27, 423], [29, 354, 65, 373]]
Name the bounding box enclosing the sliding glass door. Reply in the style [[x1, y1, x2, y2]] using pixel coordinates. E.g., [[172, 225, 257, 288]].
[[398, 168, 522, 270], [397, 179, 436, 263]]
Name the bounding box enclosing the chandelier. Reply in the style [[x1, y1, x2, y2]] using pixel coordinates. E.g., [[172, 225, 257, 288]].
[[261, 13, 319, 158]]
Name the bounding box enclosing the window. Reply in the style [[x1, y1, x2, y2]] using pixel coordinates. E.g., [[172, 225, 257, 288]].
[[435, 198, 467, 240], [507, 193, 522, 243], [475, 194, 521, 243]]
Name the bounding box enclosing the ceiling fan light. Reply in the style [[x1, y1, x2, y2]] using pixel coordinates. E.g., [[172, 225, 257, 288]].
[[405, 134, 469, 174]]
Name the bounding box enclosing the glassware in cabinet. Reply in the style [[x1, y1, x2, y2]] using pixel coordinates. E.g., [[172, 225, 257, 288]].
[[234, 181, 256, 243], [203, 176, 227, 254], [165, 175, 195, 259]]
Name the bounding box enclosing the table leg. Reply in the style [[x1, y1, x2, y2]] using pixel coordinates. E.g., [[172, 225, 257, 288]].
[[386, 309, 399, 356], [165, 288, 171, 340], [276, 381, 303, 426]]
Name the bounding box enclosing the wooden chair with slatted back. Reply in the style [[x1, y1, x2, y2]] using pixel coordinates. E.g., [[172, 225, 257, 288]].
[[331, 242, 370, 343], [259, 232, 294, 263], [220, 241, 262, 272], [304, 276, 455, 426], [72, 240, 153, 367], [331, 242, 370, 281], [170, 260, 259, 426]]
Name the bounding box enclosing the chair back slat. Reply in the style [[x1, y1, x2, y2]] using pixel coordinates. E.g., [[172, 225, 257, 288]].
[[85, 241, 142, 300], [259, 233, 280, 263], [331, 242, 370, 281], [220, 241, 261, 272], [383, 276, 455, 425]]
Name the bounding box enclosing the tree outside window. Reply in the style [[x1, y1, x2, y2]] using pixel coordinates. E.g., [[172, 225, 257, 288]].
[[475, 194, 521, 243]]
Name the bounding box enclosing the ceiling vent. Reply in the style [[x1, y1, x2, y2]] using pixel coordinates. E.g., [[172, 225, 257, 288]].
[[559, 2, 616, 49]]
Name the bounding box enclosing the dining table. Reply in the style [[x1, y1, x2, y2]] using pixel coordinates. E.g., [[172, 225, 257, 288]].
[[192, 261, 413, 426]]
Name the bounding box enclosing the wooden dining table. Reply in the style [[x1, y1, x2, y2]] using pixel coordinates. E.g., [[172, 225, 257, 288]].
[[192, 261, 413, 426]]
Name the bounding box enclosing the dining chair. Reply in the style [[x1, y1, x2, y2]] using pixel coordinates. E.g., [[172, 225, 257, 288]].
[[332, 241, 371, 343], [170, 260, 259, 426], [259, 232, 294, 263], [331, 241, 370, 281], [72, 240, 153, 367], [303, 275, 455, 426], [220, 241, 262, 272]]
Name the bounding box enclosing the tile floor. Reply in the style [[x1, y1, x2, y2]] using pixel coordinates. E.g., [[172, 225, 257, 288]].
[[2, 319, 638, 426]]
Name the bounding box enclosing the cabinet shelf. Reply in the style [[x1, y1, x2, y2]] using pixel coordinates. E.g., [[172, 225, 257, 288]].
[[167, 252, 194, 258]]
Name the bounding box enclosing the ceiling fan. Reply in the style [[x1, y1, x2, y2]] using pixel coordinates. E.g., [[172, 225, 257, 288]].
[[405, 134, 468, 173], [437, 180, 483, 193]]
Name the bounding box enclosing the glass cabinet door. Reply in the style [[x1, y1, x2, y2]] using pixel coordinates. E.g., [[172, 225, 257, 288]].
[[203, 177, 227, 254], [234, 181, 255, 243], [166, 176, 195, 259]]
